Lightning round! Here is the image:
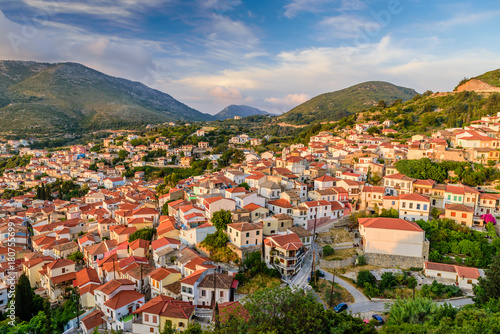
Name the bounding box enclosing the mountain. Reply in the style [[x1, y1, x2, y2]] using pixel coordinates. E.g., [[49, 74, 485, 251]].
[[214, 104, 270, 120], [0, 60, 214, 133], [278, 81, 418, 124]]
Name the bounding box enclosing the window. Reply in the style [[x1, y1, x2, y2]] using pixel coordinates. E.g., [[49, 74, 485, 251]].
[[402, 202, 406, 208], [392, 201, 395, 205], [145, 314, 149, 322], [246, 232, 249, 237], [448, 195, 451, 200], [467, 279, 472, 284], [150, 328, 154, 333], [451, 212, 456, 217], [458, 197, 462, 202], [424, 204, 428, 210], [462, 213, 467, 218], [409, 203, 413, 209], [62, 268, 66, 274], [416, 204, 420, 210], [453, 196, 457, 201], [220, 291, 224, 297], [153, 316, 157, 324], [236, 232, 238, 237], [202, 290, 206, 297], [246, 240, 249, 244], [256, 231, 260, 235]]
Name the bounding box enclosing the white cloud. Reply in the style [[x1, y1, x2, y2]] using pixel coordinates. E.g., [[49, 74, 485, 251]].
[[265, 93, 310, 106], [208, 85, 243, 100], [283, 0, 332, 18], [319, 14, 380, 39]]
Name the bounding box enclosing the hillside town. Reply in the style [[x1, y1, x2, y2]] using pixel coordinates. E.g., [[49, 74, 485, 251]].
[[2, 112, 500, 334]]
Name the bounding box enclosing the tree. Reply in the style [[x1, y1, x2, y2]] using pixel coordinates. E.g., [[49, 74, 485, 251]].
[[68, 251, 84, 264], [385, 297, 438, 326], [473, 252, 500, 304], [238, 182, 250, 191], [323, 245, 335, 257], [15, 274, 36, 321], [128, 228, 156, 242], [379, 272, 398, 290], [357, 270, 376, 288], [211, 210, 232, 232]]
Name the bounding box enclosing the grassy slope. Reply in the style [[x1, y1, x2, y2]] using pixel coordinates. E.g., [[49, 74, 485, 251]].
[[473, 69, 500, 87]]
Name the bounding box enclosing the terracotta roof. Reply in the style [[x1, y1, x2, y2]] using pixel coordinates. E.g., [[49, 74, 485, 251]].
[[358, 217, 423, 232], [267, 199, 292, 208], [180, 269, 206, 285], [198, 272, 235, 289], [104, 290, 144, 310], [47, 258, 74, 270], [243, 203, 264, 211], [445, 203, 474, 213], [227, 222, 263, 232], [424, 261, 456, 273], [74, 267, 100, 286], [456, 266, 480, 279], [95, 279, 135, 295], [81, 309, 105, 331], [399, 193, 430, 202], [148, 267, 181, 281], [133, 295, 195, 319], [216, 301, 250, 324], [152, 237, 180, 250], [264, 233, 303, 251]]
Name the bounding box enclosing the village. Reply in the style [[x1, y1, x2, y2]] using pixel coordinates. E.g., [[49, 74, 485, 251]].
[[1, 111, 500, 333]]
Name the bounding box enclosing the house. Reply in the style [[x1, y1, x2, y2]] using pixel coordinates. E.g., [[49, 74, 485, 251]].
[[80, 309, 106, 334], [196, 272, 237, 307], [103, 177, 126, 189], [383, 173, 415, 195], [358, 217, 429, 269], [314, 175, 338, 190], [444, 204, 476, 228], [423, 261, 483, 290], [148, 267, 182, 298], [202, 197, 236, 219], [39, 258, 76, 301], [132, 295, 196, 333], [151, 237, 183, 268], [179, 222, 216, 246], [260, 214, 294, 236], [287, 226, 313, 247], [263, 233, 306, 278], [398, 193, 431, 221], [94, 279, 145, 331], [73, 267, 101, 309], [227, 222, 263, 259], [258, 181, 281, 200]]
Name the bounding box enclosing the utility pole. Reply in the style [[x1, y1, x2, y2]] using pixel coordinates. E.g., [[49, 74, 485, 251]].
[[329, 269, 335, 308], [212, 270, 217, 308], [311, 213, 318, 284]]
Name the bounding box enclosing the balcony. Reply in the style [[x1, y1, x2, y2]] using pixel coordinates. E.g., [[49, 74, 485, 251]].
[[120, 314, 134, 323]]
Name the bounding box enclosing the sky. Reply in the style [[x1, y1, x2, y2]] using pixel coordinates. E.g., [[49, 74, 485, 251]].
[[1, 0, 500, 115]]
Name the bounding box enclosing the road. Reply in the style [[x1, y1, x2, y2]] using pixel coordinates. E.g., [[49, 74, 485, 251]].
[[318, 268, 474, 314]]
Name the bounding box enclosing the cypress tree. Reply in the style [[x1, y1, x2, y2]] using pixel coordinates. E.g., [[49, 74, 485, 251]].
[[15, 274, 34, 321]]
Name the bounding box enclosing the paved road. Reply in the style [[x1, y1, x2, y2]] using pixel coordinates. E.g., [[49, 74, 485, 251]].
[[321, 269, 369, 303], [319, 268, 474, 313]]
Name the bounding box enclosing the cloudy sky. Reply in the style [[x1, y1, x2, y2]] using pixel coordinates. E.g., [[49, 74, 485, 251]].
[[1, 0, 500, 115]]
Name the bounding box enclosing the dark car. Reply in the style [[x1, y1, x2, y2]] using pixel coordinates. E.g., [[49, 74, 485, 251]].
[[372, 314, 384, 324], [334, 303, 348, 313]]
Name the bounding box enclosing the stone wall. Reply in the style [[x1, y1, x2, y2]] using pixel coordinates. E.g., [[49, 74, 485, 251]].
[[227, 243, 262, 260], [319, 255, 357, 269], [365, 253, 425, 269]]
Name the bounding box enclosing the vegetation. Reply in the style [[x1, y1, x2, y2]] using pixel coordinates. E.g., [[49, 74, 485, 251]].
[[417, 218, 497, 268], [0, 155, 31, 176], [128, 227, 156, 242], [473, 252, 500, 304], [395, 158, 500, 186]]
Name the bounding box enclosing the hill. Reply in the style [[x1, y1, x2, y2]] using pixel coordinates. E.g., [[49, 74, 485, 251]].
[[455, 69, 500, 93], [0, 60, 214, 134], [278, 81, 418, 124], [214, 104, 270, 120]]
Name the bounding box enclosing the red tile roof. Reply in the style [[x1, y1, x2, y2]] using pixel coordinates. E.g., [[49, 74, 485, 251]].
[[104, 290, 144, 310], [358, 217, 423, 232]]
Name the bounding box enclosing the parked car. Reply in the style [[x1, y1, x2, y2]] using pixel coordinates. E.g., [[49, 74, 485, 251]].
[[372, 314, 384, 324], [334, 303, 348, 313]]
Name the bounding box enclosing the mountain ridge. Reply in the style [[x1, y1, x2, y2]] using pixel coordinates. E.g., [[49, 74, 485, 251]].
[[214, 104, 271, 120], [0, 60, 214, 134]]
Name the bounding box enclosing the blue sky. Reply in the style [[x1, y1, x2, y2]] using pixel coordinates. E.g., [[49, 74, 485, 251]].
[[1, 0, 500, 115]]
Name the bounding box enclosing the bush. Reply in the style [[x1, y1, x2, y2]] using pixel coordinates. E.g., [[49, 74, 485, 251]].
[[323, 245, 335, 257], [357, 255, 367, 266], [379, 272, 398, 290], [363, 282, 380, 298], [357, 270, 376, 288]]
